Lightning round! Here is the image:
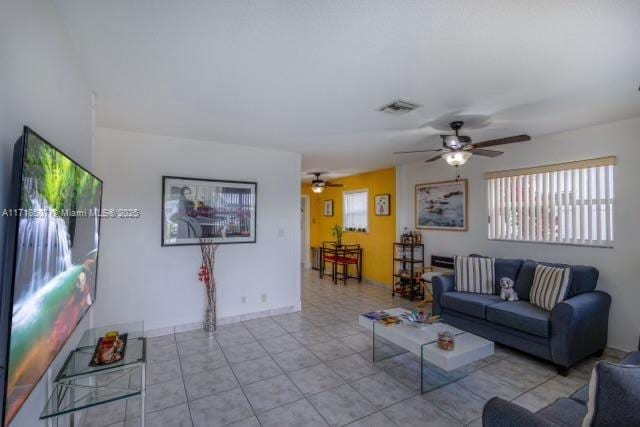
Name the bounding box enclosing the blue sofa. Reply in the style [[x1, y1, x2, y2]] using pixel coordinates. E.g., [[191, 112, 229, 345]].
[[432, 258, 611, 374], [482, 350, 640, 426]]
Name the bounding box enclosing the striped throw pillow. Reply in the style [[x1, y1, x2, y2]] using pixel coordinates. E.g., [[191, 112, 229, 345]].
[[529, 265, 571, 311], [454, 256, 495, 294]]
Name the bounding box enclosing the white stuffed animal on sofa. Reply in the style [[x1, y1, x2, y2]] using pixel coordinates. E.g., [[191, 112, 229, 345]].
[[499, 277, 519, 302]]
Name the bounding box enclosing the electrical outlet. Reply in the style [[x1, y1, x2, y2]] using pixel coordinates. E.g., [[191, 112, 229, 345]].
[[241, 296, 247, 304], [261, 294, 267, 303]]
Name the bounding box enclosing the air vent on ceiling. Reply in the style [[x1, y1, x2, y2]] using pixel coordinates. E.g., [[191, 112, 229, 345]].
[[379, 99, 421, 114]]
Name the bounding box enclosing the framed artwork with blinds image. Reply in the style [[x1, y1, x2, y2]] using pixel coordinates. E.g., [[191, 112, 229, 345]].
[[415, 179, 468, 231], [484, 156, 615, 247], [162, 176, 257, 246]]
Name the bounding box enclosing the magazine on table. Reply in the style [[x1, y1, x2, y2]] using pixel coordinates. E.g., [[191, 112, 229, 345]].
[[361, 310, 390, 321]]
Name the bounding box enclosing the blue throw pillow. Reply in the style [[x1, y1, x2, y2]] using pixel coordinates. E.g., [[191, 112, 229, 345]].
[[582, 360, 640, 426]]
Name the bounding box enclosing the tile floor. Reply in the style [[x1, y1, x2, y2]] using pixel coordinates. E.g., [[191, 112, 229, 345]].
[[83, 269, 623, 427]]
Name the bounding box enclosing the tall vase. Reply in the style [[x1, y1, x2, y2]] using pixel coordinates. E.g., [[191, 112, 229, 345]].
[[200, 240, 218, 333]]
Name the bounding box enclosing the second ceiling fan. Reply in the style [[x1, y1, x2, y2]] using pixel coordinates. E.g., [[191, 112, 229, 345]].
[[309, 172, 344, 194], [394, 121, 531, 166]]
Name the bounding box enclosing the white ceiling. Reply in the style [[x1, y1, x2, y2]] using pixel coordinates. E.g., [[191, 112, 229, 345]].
[[54, 0, 640, 180]]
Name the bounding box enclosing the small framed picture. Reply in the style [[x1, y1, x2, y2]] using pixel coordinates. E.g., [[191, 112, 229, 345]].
[[375, 194, 391, 216], [323, 200, 334, 216]]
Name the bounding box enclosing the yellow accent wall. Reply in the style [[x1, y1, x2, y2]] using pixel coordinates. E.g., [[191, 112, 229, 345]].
[[302, 168, 396, 286]]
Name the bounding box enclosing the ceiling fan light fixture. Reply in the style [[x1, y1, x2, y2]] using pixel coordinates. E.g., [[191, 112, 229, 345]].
[[442, 135, 461, 149], [442, 151, 471, 166], [311, 183, 324, 193]]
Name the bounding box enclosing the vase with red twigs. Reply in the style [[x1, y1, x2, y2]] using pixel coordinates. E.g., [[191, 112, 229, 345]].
[[198, 239, 218, 333]]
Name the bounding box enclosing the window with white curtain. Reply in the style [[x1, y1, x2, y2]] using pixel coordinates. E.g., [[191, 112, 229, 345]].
[[485, 156, 615, 247], [343, 190, 368, 230]]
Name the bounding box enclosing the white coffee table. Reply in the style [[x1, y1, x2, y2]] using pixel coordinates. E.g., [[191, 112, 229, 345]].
[[359, 308, 494, 392]]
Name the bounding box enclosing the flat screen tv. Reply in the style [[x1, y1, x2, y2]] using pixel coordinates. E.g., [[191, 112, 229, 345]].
[[0, 127, 103, 425]]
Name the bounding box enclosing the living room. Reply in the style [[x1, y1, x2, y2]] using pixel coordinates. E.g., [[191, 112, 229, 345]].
[[1, 1, 639, 427]]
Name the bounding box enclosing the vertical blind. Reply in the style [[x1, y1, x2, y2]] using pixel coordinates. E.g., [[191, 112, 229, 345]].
[[485, 157, 615, 247], [343, 190, 368, 230]]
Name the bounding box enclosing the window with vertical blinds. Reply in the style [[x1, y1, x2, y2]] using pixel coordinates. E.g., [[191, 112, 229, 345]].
[[485, 157, 615, 247], [343, 190, 368, 230]]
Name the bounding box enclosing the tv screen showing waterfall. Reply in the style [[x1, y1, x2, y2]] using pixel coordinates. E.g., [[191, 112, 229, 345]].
[[0, 127, 102, 425]]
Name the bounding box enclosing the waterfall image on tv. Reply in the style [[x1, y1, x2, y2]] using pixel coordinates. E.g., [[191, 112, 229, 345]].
[[1, 128, 102, 425]]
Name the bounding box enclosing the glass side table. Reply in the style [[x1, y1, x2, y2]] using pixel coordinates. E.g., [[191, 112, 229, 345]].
[[40, 322, 146, 427]]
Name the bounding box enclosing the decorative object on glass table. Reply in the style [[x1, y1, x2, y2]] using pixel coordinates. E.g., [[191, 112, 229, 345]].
[[90, 332, 127, 367], [437, 331, 455, 351]]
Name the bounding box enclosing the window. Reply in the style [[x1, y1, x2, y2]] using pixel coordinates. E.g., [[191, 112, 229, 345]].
[[343, 190, 368, 231], [485, 156, 615, 246]]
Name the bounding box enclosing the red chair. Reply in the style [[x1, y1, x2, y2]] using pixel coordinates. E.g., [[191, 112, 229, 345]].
[[320, 241, 338, 281], [333, 244, 362, 285]]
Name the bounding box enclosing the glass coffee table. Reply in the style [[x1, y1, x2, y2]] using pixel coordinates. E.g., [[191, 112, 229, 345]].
[[41, 322, 146, 426], [359, 308, 494, 393]]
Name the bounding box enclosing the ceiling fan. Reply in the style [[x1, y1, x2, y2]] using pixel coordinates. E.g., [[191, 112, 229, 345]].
[[308, 172, 344, 194], [394, 121, 531, 166]]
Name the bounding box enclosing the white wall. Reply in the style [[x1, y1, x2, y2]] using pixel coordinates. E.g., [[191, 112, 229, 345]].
[[93, 128, 301, 333], [0, 1, 94, 425], [397, 118, 640, 351]]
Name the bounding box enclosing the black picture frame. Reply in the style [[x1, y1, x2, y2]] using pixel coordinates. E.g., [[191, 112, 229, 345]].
[[323, 199, 334, 217], [161, 176, 257, 246]]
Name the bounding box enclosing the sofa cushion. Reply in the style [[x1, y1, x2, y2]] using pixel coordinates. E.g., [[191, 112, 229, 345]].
[[440, 292, 503, 319], [569, 265, 599, 297], [572, 352, 640, 405], [515, 260, 572, 301], [571, 385, 589, 404], [583, 361, 640, 426], [486, 301, 551, 338], [621, 351, 640, 365]]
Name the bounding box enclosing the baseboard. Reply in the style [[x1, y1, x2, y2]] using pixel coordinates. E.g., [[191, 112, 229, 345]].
[[145, 305, 299, 338]]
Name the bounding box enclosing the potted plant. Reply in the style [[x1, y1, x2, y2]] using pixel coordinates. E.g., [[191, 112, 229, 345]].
[[331, 224, 344, 246]]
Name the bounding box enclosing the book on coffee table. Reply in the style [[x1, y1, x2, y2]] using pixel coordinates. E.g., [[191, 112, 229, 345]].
[[361, 311, 390, 321]]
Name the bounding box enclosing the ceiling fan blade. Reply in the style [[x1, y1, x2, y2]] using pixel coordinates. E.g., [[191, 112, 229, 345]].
[[393, 149, 442, 154], [325, 183, 344, 187], [470, 148, 503, 157], [473, 135, 531, 148], [425, 154, 443, 163]]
